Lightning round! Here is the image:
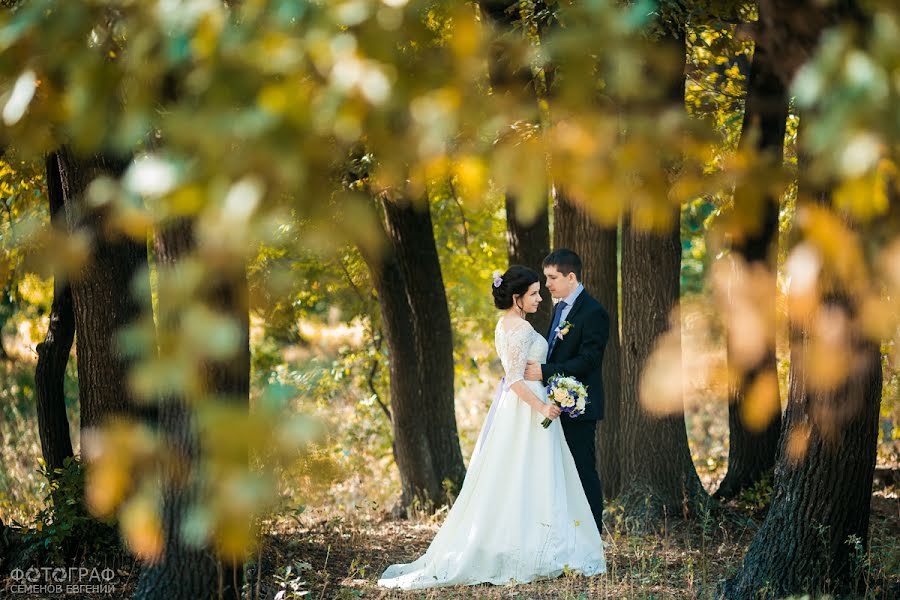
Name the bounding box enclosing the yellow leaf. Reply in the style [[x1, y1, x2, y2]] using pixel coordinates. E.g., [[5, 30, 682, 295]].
[[786, 423, 811, 465], [453, 155, 487, 207], [214, 513, 255, 561], [192, 13, 223, 60], [833, 171, 888, 222], [258, 84, 290, 115], [800, 205, 867, 295], [859, 293, 896, 341], [640, 320, 685, 416], [740, 371, 780, 433], [167, 185, 206, 216], [121, 495, 163, 562], [86, 455, 131, 518], [112, 206, 154, 241], [449, 7, 480, 59]]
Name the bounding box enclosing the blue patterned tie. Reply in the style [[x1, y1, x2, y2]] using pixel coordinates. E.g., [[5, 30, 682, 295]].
[[547, 300, 567, 359]]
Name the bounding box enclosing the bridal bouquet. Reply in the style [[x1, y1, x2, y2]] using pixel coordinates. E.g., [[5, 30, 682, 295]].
[[541, 374, 588, 428]]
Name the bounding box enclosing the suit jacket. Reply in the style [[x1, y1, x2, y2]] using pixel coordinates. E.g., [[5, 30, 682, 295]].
[[541, 289, 609, 421]]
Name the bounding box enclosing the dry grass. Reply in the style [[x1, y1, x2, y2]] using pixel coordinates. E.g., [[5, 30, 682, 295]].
[[245, 491, 899, 600], [2, 316, 899, 599]]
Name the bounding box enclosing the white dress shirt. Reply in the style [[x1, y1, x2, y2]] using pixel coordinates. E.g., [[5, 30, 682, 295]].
[[556, 283, 584, 327]]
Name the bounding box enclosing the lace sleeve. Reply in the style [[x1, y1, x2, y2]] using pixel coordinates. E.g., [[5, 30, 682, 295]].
[[502, 324, 533, 385]]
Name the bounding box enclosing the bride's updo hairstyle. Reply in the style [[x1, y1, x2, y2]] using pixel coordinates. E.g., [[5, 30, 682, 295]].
[[492, 265, 540, 310]]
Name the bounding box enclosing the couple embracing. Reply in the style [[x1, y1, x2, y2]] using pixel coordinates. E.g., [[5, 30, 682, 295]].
[[379, 249, 610, 589]]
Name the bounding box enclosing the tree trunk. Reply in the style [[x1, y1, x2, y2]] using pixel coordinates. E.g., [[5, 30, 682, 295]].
[[553, 192, 622, 498], [34, 152, 75, 472], [620, 216, 707, 515], [618, 30, 709, 517], [196, 244, 249, 600], [724, 4, 882, 589], [506, 197, 552, 332], [481, 0, 553, 333], [0, 283, 13, 361], [714, 10, 789, 501], [55, 146, 151, 431], [723, 309, 882, 598], [134, 219, 246, 600], [362, 196, 466, 512]]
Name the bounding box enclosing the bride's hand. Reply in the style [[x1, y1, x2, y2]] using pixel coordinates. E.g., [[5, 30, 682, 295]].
[[541, 404, 561, 420]]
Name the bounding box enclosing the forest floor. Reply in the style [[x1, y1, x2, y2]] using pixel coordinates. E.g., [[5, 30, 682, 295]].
[[243, 487, 900, 600], [2, 318, 900, 599], [2, 488, 898, 599]]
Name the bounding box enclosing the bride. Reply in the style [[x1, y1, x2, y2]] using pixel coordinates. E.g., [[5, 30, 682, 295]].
[[378, 265, 606, 589]]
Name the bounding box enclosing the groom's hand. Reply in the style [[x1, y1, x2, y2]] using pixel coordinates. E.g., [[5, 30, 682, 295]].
[[524, 361, 543, 381]]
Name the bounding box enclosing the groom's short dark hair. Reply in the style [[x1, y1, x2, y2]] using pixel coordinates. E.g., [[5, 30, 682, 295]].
[[542, 249, 582, 281]]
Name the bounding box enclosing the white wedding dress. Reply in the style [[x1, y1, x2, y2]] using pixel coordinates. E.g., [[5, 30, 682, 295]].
[[378, 318, 605, 589]]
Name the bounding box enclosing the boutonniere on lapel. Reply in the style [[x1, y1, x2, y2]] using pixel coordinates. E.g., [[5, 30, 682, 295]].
[[555, 320, 573, 341]]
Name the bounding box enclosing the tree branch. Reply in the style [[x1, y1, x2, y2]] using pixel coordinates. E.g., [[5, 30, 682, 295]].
[[447, 180, 473, 258]]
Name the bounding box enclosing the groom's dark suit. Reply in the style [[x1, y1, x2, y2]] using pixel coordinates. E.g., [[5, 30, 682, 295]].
[[541, 288, 609, 531]]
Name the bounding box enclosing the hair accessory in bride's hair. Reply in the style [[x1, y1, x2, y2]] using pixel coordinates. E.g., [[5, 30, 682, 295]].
[[492, 270, 503, 288]]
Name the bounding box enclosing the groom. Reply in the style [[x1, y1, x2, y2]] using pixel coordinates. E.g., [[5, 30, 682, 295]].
[[524, 249, 609, 532]]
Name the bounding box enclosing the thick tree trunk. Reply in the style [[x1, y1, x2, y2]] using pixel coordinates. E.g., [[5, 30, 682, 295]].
[[724, 3, 882, 588], [55, 146, 151, 431], [369, 244, 444, 508], [34, 152, 75, 472], [134, 219, 246, 600], [506, 197, 552, 332], [715, 11, 789, 501], [618, 30, 708, 517], [723, 311, 882, 598], [553, 192, 622, 498], [363, 196, 466, 512], [481, 0, 553, 333], [383, 198, 465, 500], [620, 216, 707, 515], [756, 0, 859, 88]]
